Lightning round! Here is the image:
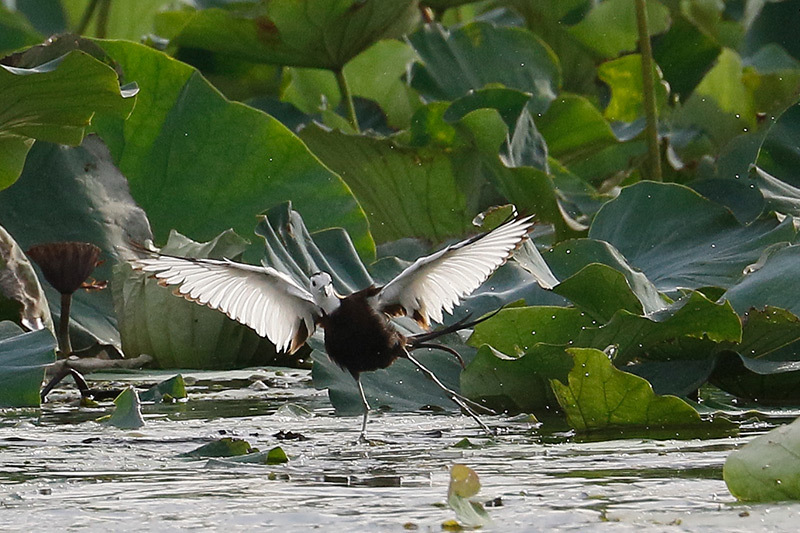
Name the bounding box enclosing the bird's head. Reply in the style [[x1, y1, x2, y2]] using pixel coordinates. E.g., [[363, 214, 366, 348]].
[[310, 271, 339, 313], [310, 271, 333, 293]]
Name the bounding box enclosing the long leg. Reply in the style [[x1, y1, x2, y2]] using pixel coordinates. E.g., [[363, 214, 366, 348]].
[[403, 350, 495, 436], [355, 375, 370, 442]]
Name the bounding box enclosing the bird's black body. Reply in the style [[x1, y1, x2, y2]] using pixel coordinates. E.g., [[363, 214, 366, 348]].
[[318, 286, 406, 378]]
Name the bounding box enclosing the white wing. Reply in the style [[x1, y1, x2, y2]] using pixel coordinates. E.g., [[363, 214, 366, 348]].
[[131, 254, 320, 353], [376, 216, 533, 327]]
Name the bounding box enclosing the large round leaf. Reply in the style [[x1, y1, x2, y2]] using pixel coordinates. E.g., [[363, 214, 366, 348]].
[[589, 182, 796, 293], [724, 245, 800, 316], [0, 49, 136, 189], [300, 123, 475, 243], [91, 40, 373, 258], [408, 21, 560, 113], [156, 0, 418, 70]]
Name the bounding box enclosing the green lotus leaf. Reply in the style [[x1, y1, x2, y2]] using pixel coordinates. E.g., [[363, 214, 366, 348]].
[[589, 181, 795, 293], [408, 21, 560, 113], [652, 16, 720, 98], [551, 347, 708, 432], [0, 321, 56, 408], [0, 5, 42, 56], [537, 94, 616, 162], [724, 244, 800, 317], [468, 306, 593, 357], [139, 374, 187, 403], [156, 0, 418, 70], [568, 0, 671, 59], [577, 291, 741, 366], [0, 49, 136, 189], [299, 123, 475, 244], [598, 54, 669, 123], [105, 386, 145, 429], [181, 438, 254, 458], [545, 238, 667, 318], [724, 416, 800, 501], [91, 39, 373, 258], [461, 343, 574, 415]]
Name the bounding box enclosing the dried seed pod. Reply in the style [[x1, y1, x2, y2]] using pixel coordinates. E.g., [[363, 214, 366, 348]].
[[26, 242, 102, 294]]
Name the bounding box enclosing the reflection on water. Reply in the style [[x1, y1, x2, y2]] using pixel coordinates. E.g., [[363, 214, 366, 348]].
[[1, 369, 799, 532]]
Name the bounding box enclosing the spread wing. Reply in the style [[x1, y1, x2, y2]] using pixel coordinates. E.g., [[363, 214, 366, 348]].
[[375, 216, 533, 327], [131, 253, 320, 353]]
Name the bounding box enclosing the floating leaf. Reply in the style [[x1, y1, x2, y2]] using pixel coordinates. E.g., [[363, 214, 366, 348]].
[[105, 386, 145, 429], [461, 343, 573, 415], [208, 445, 289, 465], [724, 416, 800, 501], [447, 464, 490, 528], [468, 306, 592, 357], [577, 291, 741, 366], [139, 374, 187, 403], [182, 438, 254, 458], [0, 321, 56, 408]]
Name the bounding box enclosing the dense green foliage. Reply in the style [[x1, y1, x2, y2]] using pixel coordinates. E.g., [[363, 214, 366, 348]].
[[2, 2, 800, 493]]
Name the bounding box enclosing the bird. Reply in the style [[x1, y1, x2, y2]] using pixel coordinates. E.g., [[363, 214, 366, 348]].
[[130, 216, 533, 439]]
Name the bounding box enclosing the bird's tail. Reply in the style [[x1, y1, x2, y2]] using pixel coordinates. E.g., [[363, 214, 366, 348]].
[[407, 306, 503, 346]]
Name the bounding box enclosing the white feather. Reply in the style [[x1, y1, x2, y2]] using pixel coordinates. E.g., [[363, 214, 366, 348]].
[[134, 255, 320, 353], [376, 216, 533, 326]]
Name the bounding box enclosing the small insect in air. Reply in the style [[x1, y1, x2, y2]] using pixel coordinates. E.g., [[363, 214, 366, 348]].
[[130, 215, 533, 439]]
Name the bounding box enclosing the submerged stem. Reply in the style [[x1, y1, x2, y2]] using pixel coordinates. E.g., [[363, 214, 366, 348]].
[[635, 0, 662, 182]]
